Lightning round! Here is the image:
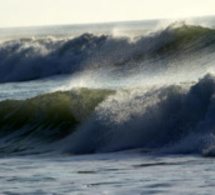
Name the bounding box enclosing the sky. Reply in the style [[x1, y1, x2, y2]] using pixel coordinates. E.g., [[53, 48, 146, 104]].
[[0, 0, 215, 27]]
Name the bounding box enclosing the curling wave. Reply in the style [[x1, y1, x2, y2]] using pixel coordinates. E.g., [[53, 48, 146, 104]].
[[2, 74, 215, 156], [0, 24, 215, 83]]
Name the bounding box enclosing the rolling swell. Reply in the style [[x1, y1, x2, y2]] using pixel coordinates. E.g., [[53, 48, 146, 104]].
[[0, 23, 215, 83], [0, 88, 114, 155]]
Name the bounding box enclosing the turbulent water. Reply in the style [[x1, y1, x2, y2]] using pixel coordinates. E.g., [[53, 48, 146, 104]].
[[1, 17, 215, 194]]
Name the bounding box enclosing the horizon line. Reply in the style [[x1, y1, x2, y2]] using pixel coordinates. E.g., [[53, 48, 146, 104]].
[[0, 14, 214, 30]]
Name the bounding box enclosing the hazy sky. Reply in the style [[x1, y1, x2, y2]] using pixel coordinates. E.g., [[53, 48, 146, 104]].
[[0, 0, 215, 27]]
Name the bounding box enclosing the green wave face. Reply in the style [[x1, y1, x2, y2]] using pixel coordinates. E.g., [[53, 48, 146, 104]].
[[70, 88, 116, 121], [158, 24, 215, 53], [0, 92, 76, 139], [110, 24, 215, 68], [0, 88, 115, 152]]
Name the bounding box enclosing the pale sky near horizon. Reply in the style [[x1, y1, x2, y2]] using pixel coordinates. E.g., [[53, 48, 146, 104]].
[[0, 0, 215, 27]]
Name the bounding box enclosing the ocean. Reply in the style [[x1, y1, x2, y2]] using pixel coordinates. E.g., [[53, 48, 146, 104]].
[[1, 16, 215, 194]]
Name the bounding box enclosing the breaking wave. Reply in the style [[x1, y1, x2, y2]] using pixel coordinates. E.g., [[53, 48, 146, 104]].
[[2, 74, 215, 157], [0, 23, 215, 83], [64, 74, 215, 157]]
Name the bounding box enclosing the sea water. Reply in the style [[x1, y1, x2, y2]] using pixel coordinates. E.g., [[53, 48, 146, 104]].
[[1, 16, 215, 194], [1, 154, 215, 195]]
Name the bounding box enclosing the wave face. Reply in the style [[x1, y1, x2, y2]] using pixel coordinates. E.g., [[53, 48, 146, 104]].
[[0, 23, 215, 83], [0, 88, 114, 155]]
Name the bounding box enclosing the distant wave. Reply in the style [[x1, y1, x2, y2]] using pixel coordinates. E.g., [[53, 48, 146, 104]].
[[2, 74, 215, 156], [0, 23, 215, 83]]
